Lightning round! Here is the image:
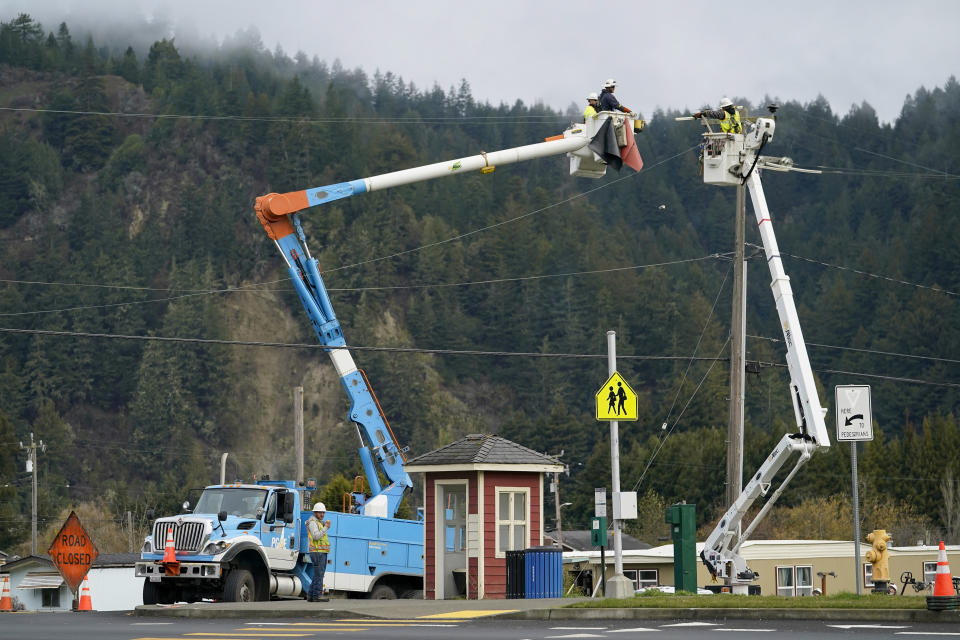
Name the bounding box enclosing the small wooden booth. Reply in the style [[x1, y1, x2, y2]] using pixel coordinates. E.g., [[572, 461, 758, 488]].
[[405, 434, 564, 599]]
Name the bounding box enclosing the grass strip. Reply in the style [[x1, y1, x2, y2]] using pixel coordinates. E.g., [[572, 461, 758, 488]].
[[568, 591, 927, 609]]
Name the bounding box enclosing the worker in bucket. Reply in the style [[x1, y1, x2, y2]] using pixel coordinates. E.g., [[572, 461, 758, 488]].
[[693, 97, 742, 134], [599, 79, 644, 131], [306, 502, 331, 602], [584, 92, 600, 119]]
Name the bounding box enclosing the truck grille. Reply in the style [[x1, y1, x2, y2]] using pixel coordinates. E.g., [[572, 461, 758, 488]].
[[153, 520, 206, 553]]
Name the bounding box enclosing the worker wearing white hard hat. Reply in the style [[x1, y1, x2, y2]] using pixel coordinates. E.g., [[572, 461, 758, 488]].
[[584, 92, 600, 120], [598, 78, 644, 131], [306, 503, 331, 602], [692, 97, 742, 134]]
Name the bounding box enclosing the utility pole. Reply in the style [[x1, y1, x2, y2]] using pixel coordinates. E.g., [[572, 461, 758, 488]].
[[22, 433, 44, 557], [727, 184, 746, 505], [295, 386, 304, 485]]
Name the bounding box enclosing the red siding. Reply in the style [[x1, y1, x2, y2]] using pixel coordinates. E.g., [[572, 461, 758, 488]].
[[423, 471, 477, 600], [481, 471, 542, 599]]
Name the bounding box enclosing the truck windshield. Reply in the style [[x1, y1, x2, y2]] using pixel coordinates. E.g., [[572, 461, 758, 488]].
[[195, 488, 267, 519]]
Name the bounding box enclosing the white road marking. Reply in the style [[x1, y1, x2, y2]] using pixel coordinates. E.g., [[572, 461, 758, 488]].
[[607, 628, 658, 633], [661, 622, 718, 627], [549, 628, 608, 631], [895, 633, 960, 636], [130, 622, 174, 625], [829, 625, 910, 629], [712, 629, 775, 633], [544, 635, 606, 639]]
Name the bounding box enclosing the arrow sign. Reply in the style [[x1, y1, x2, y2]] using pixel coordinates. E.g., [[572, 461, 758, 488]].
[[835, 385, 873, 441]]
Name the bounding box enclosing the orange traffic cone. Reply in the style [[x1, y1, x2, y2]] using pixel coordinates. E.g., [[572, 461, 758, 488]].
[[161, 525, 180, 576], [934, 541, 954, 596], [0, 574, 13, 611], [927, 541, 958, 611], [77, 575, 93, 611]]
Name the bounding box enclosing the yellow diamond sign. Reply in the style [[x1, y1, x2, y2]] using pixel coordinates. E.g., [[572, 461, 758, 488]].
[[595, 372, 638, 421]]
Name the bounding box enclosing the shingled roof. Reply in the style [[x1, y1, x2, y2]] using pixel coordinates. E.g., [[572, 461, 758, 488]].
[[405, 434, 564, 471]]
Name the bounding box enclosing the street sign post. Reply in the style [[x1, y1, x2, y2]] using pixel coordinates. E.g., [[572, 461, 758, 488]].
[[835, 385, 873, 596], [48, 511, 98, 602]]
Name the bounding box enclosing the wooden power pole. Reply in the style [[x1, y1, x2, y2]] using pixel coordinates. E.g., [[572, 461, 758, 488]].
[[727, 184, 746, 505]]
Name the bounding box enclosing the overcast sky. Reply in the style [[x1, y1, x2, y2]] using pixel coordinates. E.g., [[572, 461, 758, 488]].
[[6, 0, 959, 123]]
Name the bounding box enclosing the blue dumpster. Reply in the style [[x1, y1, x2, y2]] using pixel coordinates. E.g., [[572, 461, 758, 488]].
[[524, 546, 562, 598]]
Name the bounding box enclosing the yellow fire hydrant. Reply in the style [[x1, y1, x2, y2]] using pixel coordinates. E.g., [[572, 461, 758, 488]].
[[865, 529, 893, 594]]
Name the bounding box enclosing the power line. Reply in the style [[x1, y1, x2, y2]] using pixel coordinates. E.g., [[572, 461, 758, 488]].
[[0, 105, 568, 125], [749, 334, 960, 366], [0, 326, 726, 362], [748, 243, 960, 297]]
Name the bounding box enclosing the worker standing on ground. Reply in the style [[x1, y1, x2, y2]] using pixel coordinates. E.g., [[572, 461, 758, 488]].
[[584, 92, 600, 120], [693, 97, 742, 133], [307, 503, 331, 602]]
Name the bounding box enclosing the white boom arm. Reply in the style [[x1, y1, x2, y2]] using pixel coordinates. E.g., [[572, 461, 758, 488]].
[[696, 115, 830, 591]]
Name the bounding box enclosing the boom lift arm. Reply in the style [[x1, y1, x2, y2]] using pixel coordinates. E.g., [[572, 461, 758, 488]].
[[254, 114, 635, 518], [691, 112, 831, 591]]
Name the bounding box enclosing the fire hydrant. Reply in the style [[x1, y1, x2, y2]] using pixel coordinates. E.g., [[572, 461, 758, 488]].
[[865, 529, 893, 594]]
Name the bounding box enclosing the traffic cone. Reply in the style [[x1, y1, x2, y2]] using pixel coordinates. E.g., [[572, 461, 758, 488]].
[[0, 574, 12, 611], [161, 525, 180, 576], [934, 541, 954, 596], [927, 541, 958, 611], [77, 575, 93, 611]]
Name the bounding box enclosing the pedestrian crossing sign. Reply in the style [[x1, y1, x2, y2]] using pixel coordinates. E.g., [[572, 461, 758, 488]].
[[595, 372, 639, 421]]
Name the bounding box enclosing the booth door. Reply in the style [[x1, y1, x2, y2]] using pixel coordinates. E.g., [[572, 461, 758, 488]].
[[437, 482, 467, 599]]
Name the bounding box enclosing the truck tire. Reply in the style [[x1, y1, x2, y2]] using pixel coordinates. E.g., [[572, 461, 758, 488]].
[[400, 589, 423, 599], [370, 584, 397, 599], [143, 579, 175, 605], [223, 569, 256, 602]]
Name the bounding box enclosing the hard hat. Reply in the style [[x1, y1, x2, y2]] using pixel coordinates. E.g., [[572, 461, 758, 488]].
[[312, 502, 326, 512], [603, 78, 617, 89], [586, 92, 598, 101], [719, 97, 733, 108]]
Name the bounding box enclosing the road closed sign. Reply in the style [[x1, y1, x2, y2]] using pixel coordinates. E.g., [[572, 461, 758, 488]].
[[835, 385, 873, 442], [48, 511, 99, 594]]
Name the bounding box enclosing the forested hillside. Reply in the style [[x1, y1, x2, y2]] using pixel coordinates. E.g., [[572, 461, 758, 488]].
[[1, 13, 958, 553]]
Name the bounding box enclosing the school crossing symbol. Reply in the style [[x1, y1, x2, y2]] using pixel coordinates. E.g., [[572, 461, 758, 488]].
[[595, 372, 639, 421]]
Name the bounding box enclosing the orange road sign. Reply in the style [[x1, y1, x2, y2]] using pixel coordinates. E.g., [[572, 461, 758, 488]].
[[48, 511, 99, 594]]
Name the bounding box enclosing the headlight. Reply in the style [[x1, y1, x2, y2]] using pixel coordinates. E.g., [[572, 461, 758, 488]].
[[201, 540, 229, 555], [141, 539, 153, 554]]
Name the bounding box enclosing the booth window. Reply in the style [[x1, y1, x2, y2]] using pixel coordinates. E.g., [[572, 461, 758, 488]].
[[495, 488, 529, 557]]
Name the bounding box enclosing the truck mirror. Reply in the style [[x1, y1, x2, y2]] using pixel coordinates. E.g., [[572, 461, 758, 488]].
[[283, 493, 296, 523], [218, 510, 228, 522], [182, 500, 192, 512]]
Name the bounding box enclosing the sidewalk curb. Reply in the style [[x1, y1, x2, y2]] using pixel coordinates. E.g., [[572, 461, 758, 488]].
[[502, 607, 960, 623], [135, 606, 368, 619]]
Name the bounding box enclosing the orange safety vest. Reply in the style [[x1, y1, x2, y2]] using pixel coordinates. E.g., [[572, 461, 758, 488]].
[[307, 516, 330, 553]]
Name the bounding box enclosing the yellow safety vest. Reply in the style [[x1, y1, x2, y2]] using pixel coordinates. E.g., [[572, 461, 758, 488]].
[[584, 105, 598, 120], [308, 516, 330, 553], [720, 110, 742, 134]]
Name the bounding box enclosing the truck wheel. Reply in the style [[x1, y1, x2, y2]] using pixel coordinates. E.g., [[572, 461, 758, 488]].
[[370, 584, 397, 599], [223, 569, 256, 602], [143, 579, 175, 605], [400, 589, 423, 599]]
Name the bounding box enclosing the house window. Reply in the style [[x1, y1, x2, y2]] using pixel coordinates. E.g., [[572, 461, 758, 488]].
[[41, 588, 60, 608], [777, 565, 796, 596], [796, 565, 813, 596], [496, 488, 529, 556], [622, 569, 659, 590], [924, 561, 937, 585], [864, 563, 874, 588]]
